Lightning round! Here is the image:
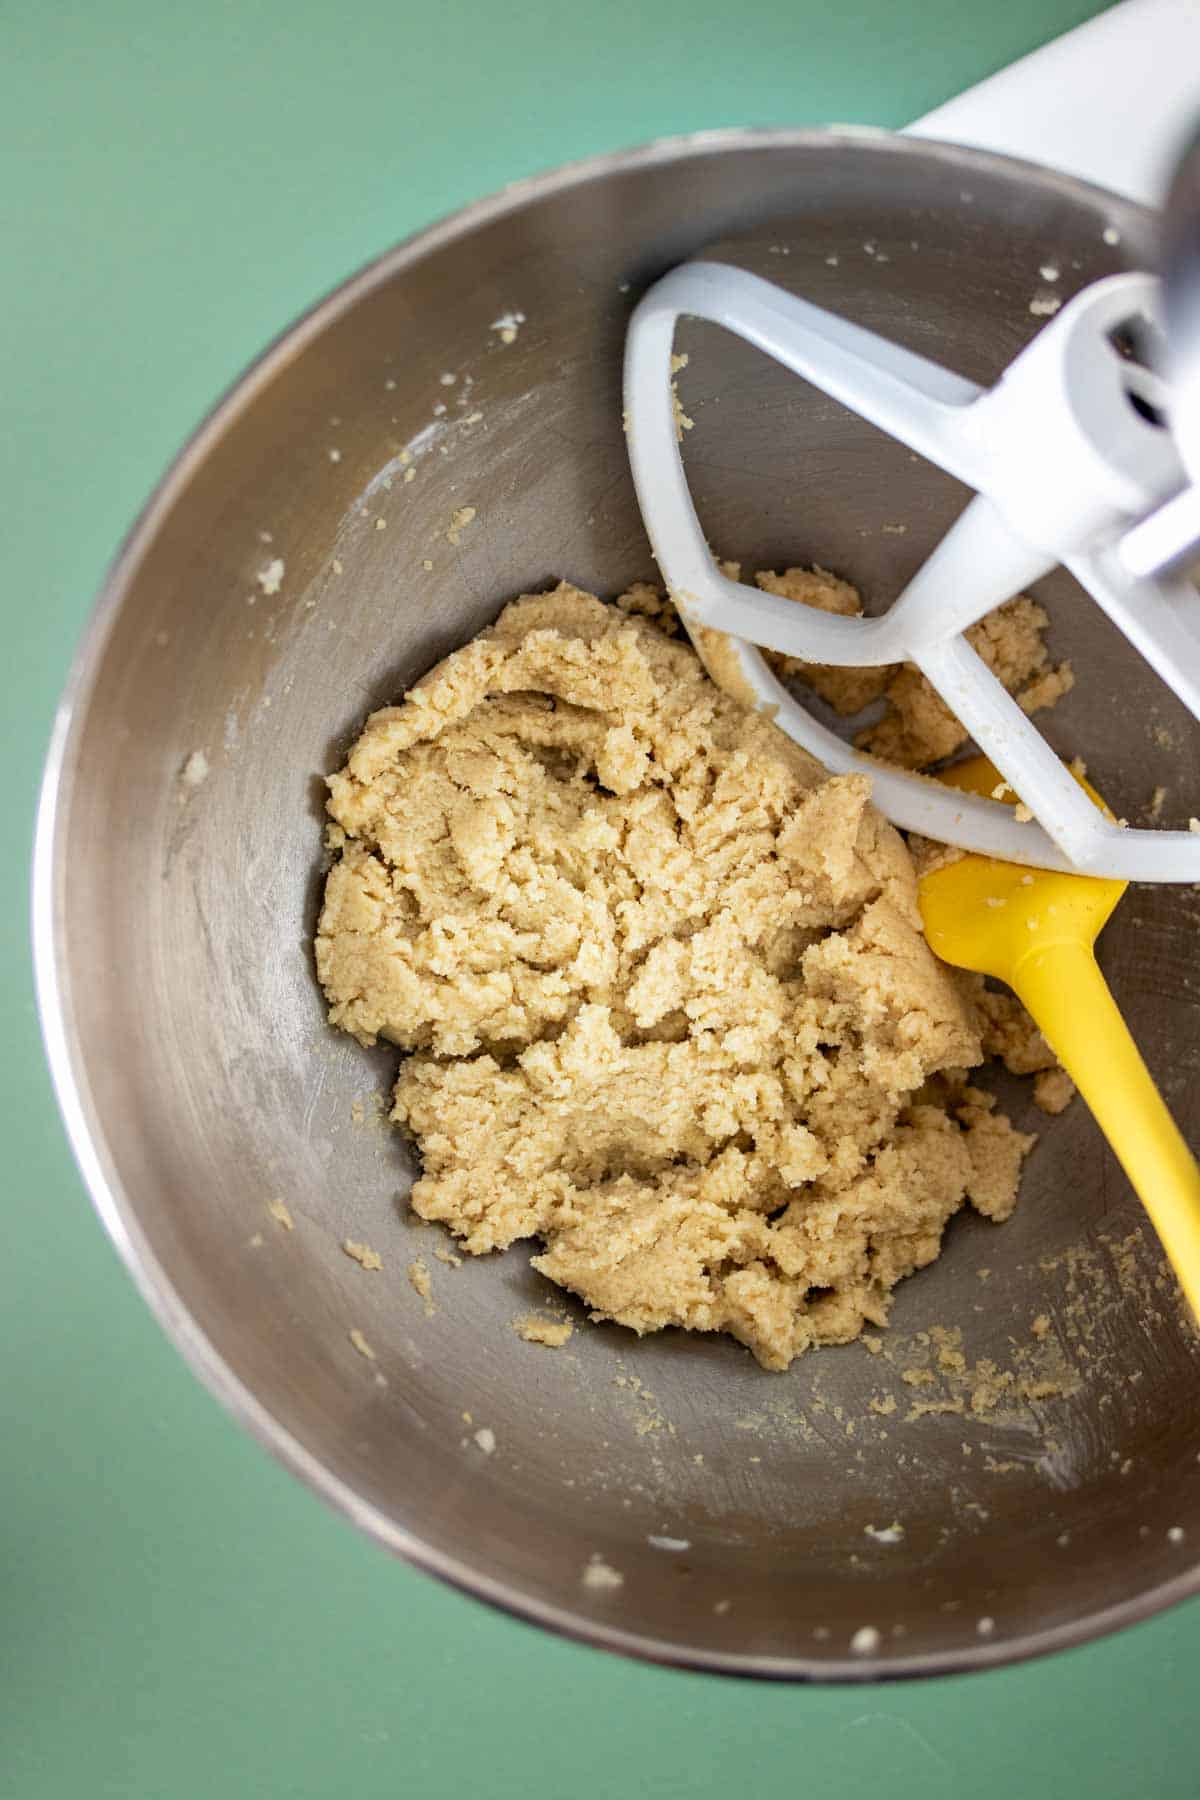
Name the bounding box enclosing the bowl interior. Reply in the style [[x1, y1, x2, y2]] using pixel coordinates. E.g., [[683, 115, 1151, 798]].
[[43, 133, 1200, 1677]]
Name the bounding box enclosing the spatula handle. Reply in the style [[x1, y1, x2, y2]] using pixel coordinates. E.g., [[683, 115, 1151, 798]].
[[1013, 939, 1200, 1323]]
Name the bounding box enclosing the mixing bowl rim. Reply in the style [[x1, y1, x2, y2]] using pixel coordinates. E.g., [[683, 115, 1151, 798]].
[[31, 124, 1195, 1681]]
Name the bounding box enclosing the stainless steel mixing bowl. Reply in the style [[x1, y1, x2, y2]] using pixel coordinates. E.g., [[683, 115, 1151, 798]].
[[35, 129, 1200, 1679]]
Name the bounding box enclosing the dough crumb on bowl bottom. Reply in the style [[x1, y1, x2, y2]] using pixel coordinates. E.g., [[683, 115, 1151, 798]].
[[315, 574, 1067, 1371]]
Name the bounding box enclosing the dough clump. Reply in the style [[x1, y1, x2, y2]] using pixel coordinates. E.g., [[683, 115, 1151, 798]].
[[317, 581, 1035, 1369]]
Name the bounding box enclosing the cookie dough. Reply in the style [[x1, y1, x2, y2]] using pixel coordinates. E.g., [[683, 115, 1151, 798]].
[[317, 581, 1038, 1370]]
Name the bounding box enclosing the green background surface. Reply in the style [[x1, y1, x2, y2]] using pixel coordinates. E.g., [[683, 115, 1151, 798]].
[[5, 2, 1197, 1795]]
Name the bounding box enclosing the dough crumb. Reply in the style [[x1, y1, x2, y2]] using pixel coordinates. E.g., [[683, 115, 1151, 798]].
[[513, 1314, 574, 1347], [446, 506, 477, 545], [434, 1245, 462, 1268], [267, 1198, 295, 1231], [473, 1426, 496, 1454], [343, 1239, 383, 1271], [407, 1258, 435, 1315], [1018, 662, 1074, 715], [1034, 1068, 1076, 1115], [349, 1328, 376, 1360], [850, 1625, 882, 1654], [582, 1555, 624, 1591], [181, 750, 209, 788], [257, 557, 285, 595]]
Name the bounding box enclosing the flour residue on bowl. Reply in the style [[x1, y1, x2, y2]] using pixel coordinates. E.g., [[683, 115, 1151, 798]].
[[582, 1554, 623, 1591], [180, 749, 209, 789], [491, 310, 526, 345], [256, 557, 285, 595]]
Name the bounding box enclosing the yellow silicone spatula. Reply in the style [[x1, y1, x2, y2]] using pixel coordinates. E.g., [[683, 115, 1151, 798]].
[[919, 754, 1200, 1322]]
